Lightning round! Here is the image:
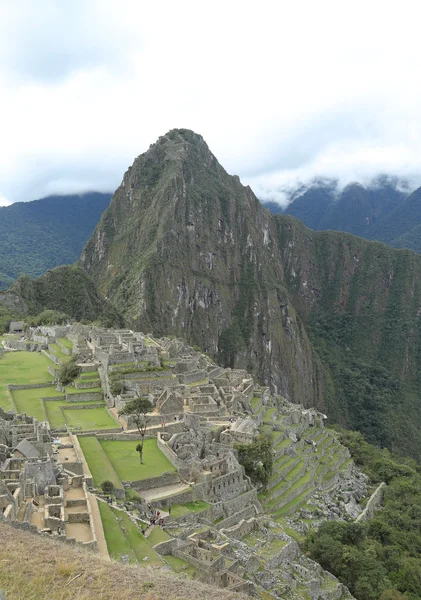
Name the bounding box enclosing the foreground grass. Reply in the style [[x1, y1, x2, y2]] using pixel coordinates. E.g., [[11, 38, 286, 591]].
[[0, 522, 245, 600], [0, 351, 53, 411], [100, 438, 176, 481]]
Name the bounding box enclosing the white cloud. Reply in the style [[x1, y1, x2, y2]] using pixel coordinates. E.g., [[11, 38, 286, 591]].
[[0, 194, 11, 207], [1, 0, 421, 203]]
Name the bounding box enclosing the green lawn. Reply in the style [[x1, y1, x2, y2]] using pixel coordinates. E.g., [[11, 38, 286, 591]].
[[49, 344, 71, 362], [63, 407, 118, 431], [57, 337, 72, 349], [98, 502, 136, 562], [98, 502, 164, 565], [147, 526, 171, 546], [45, 399, 105, 429], [100, 439, 176, 481], [170, 501, 210, 518], [66, 386, 103, 395], [12, 386, 64, 422], [0, 352, 53, 411], [78, 436, 122, 489]]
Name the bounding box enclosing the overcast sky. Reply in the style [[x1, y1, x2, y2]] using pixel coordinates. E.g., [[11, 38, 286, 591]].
[[1, 0, 421, 207]]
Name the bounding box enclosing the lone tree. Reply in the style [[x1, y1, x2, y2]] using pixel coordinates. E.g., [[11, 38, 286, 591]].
[[119, 397, 153, 464], [101, 480, 115, 496]]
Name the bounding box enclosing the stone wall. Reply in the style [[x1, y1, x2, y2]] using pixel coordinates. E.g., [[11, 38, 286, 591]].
[[68, 512, 90, 523], [5, 341, 46, 351], [178, 370, 208, 385], [157, 433, 187, 470], [265, 540, 300, 569], [74, 380, 101, 389], [154, 488, 194, 510], [8, 383, 53, 391], [356, 482, 386, 522], [130, 472, 180, 492], [65, 391, 103, 402], [222, 517, 257, 540]]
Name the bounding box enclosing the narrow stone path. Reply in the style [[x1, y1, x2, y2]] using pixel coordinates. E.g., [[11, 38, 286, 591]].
[[87, 492, 110, 560]]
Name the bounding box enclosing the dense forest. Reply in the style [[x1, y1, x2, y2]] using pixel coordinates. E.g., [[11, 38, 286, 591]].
[[0, 192, 111, 289], [307, 429, 421, 600]]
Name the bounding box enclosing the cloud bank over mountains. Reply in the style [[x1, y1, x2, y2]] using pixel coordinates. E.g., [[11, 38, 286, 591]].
[[1, 0, 421, 205]]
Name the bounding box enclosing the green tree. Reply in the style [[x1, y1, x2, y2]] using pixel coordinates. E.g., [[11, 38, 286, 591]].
[[119, 397, 153, 464], [235, 433, 273, 486], [57, 356, 80, 386], [101, 480, 115, 495]]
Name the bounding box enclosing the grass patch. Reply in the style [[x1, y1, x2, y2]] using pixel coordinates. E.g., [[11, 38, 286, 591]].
[[0, 351, 53, 411], [98, 502, 136, 562], [12, 386, 63, 422], [49, 343, 71, 362], [147, 526, 171, 546], [64, 407, 118, 431], [78, 436, 122, 489], [170, 501, 210, 518], [251, 396, 261, 410], [100, 439, 176, 481], [66, 386, 103, 395], [57, 337, 72, 349]]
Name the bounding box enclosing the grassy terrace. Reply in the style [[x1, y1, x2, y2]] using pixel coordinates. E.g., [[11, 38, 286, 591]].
[[78, 436, 122, 489], [170, 501, 210, 518], [250, 396, 261, 410], [57, 337, 72, 349], [66, 386, 103, 394], [98, 503, 164, 565], [0, 352, 53, 411], [64, 408, 118, 431], [12, 387, 64, 422], [100, 439, 176, 481], [49, 343, 71, 362]]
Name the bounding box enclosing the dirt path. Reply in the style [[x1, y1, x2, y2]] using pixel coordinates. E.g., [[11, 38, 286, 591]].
[[87, 491, 110, 560]]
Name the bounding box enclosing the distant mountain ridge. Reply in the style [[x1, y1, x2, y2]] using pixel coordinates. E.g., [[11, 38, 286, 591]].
[[263, 178, 421, 253], [0, 192, 111, 289]]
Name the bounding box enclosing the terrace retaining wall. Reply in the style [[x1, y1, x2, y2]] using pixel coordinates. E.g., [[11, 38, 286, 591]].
[[131, 472, 180, 492]]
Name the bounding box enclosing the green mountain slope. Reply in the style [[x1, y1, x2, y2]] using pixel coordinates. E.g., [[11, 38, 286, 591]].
[[0, 265, 123, 326], [79, 129, 421, 460], [0, 192, 111, 289]]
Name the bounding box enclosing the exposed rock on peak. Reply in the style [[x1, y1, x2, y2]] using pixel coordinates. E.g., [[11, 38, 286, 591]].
[[81, 131, 421, 460]]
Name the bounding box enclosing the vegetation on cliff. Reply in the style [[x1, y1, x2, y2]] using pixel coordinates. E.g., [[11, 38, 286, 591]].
[[307, 430, 421, 600], [0, 192, 111, 289], [0, 265, 123, 331]]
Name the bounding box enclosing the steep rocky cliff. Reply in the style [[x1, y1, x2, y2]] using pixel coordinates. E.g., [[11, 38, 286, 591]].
[[81, 129, 421, 458]]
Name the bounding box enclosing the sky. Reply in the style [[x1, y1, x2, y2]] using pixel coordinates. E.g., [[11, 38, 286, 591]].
[[1, 0, 421, 207]]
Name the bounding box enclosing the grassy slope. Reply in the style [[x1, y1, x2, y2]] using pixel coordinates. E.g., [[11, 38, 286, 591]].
[[100, 439, 176, 481], [77, 436, 122, 489], [0, 522, 246, 600], [0, 351, 53, 410]]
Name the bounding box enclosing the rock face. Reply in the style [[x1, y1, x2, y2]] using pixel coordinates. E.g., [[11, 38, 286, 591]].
[[81, 129, 321, 407], [80, 129, 421, 460]]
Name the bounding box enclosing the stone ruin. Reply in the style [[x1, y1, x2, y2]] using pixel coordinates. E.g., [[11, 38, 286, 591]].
[[0, 323, 371, 598]]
